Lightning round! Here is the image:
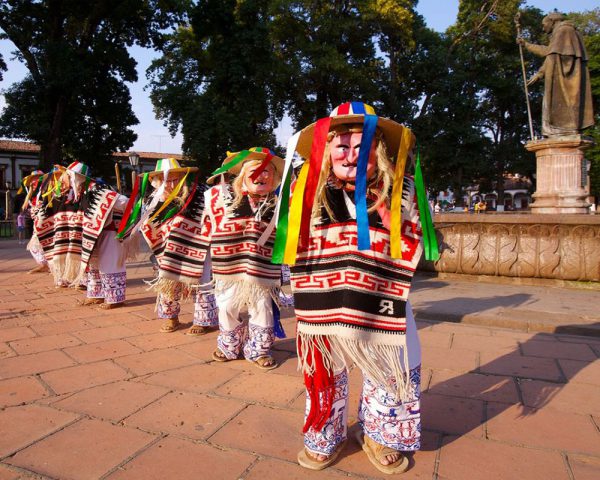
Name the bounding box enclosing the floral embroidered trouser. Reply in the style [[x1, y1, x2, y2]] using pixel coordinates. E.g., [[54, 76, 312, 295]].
[[30, 247, 47, 265], [87, 269, 126, 304], [193, 291, 218, 327], [157, 285, 182, 319], [304, 367, 421, 455], [215, 285, 274, 361]]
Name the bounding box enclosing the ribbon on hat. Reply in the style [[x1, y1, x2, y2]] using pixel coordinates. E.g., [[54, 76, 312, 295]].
[[210, 150, 251, 176], [283, 160, 310, 265], [414, 148, 440, 261], [355, 113, 377, 250], [389, 126, 414, 258], [148, 168, 191, 222], [248, 148, 274, 182], [116, 173, 148, 239]]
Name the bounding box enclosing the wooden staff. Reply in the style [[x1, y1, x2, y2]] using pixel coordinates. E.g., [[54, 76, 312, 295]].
[[515, 12, 535, 141], [114, 162, 122, 193]]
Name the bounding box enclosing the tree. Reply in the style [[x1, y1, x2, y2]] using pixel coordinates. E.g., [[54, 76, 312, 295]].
[[569, 8, 600, 202], [0, 0, 188, 174], [148, 0, 287, 174]]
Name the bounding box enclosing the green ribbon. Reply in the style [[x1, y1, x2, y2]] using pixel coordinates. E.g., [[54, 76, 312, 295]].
[[414, 150, 440, 261], [116, 173, 149, 239], [210, 150, 251, 176], [271, 165, 293, 264]]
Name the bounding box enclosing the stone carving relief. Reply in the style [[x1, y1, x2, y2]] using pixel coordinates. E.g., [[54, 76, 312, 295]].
[[426, 222, 600, 282]]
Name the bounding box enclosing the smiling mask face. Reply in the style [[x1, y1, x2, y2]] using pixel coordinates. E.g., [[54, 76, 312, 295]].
[[330, 131, 378, 182], [242, 161, 276, 196]]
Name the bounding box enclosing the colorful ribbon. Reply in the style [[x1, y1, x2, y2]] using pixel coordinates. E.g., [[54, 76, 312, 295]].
[[210, 150, 251, 176], [283, 161, 310, 265], [414, 149, 440, 261], [355, 114, 377, 250], [390, 127, 415, 258]]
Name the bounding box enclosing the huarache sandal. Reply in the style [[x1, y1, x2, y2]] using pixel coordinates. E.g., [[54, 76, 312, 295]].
[[354, 430, 409, 474], [248, 355, 278, 371], [160, 318, 181, 333], [99, 302, 124, 310], [79, 298, 104, 306], [297, 440, 347, 471], [27, 264, 50, 274], [185, 325, 214, 336], [212, 348, 232, 362]]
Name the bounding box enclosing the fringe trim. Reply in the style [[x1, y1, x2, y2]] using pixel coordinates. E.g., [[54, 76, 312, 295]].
[[51, 253, 83, 286], [297, 332, 413, 403], [120, 231, 144, 264], [26, 234, 42, 252], [144, 276, 192, 300], [215, 279, 280, 311]]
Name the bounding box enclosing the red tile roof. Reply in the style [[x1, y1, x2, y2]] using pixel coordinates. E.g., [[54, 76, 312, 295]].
[[0, 139, 41, 153]]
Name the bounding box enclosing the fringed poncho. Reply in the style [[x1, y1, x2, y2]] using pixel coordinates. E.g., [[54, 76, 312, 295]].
[[291, 176, 423, 431]]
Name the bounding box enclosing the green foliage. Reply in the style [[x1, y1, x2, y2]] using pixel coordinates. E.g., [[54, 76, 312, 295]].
[[149, 0, 285, 174], [0, 0, 188, 175]]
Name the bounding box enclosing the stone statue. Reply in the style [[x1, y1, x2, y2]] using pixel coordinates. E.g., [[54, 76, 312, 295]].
[[517, 12, 594, 137]]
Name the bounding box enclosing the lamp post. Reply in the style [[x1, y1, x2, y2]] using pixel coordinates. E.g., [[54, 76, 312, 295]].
[[128, 152, 140, 190], [4, 182, 11, 221]]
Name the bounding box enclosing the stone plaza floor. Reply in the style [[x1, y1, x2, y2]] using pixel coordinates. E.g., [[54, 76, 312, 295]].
[[0, 239, 599, 479]]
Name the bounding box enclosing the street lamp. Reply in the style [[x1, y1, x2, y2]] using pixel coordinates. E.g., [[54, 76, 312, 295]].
[[128, 152, 140, 189]]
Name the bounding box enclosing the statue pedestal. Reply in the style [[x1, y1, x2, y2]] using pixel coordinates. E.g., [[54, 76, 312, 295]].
[[526, 135, 593, 214]]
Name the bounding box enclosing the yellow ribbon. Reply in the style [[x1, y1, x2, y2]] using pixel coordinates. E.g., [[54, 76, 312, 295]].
[[283, 161, 310, 265], [148, 168, 190, 222], [390, 127, 415, 258]]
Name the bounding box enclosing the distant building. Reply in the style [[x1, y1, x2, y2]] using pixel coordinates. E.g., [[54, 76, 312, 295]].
[[464, 174, 533, 211]]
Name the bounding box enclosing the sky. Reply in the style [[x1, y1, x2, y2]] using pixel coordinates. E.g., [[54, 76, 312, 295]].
[[0, 0, 598, 155]]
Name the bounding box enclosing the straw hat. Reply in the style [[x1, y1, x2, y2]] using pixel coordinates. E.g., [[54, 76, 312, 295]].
[[146, 158, 198, 179], [295, 102, 409, 160], [207, 147, 284, 184]]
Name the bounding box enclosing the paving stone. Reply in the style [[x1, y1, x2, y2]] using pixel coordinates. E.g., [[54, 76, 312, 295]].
[[0, 343, 14, 359], [0, 376, 50, 407], [479, 351, 563, 381], [140, 363, 240, 394], [421, 346, 479, 373], [125, 320, 166, 335], [418, 330, 453, 348], [428, 371, 519, 404], [31, 318, 93, 336], [244, 457, 348, 480], [176, 336, 227, 362], [420, 392, 485, 436], [123, 391, 246, 440], [0, 326, 36, 343], [40, 361, 130, 394], [71, 325, 138, 344], [63, 339, 142, 363], [0, 404, 79, 457], [334, 425, 439, 479], [215, 371, 304, 407], [267, 353, 301, 378], [568, 454, 600, 480], [6, 418, 156, 480], [520, 340, 597, 361], [105, 436, 255, 480], [9, 333, 81, 355], [486, 403, 600, 456], [430, 323, 493, 336], [437, 435, 569, 480], [114, 349, 199, 376], [0, 350, 77, 380], [125, 332, 197, 351], [519, 379, 600, 416], [52, 380, 169, 422], [86, 312, 142, 327], [559, 359, 600, 384], [451, 333, 519, 352], [0, 464, 21, 480], [210, 404, 302, 462]]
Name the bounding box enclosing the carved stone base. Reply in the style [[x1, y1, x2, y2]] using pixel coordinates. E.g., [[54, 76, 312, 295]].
[[424, 213, 600, 282], [526, 135, 593, 214]]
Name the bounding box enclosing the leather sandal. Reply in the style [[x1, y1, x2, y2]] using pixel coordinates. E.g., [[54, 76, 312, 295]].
[[185, 325, 214, 336], [297, 440, 346, 470], [79, 298, 104, 306], [248, 355, 278, 371], [160, 318, 181, 333], [212, 348, 232, 362], [354, 430, 409, 474]]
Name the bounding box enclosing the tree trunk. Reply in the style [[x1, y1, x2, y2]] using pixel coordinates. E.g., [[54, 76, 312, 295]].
[[41, 95, 68, 169]]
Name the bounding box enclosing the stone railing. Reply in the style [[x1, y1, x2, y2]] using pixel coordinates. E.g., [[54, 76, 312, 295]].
[[422, 213, 600, 282]]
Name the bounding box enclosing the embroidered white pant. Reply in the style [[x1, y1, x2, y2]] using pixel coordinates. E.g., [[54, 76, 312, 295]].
[[87, 269, 127, 304], [215, 284, 274, 361], [30, 246, 47, 265], [304, 367, 421, 455], [157, 287, 218, 326]]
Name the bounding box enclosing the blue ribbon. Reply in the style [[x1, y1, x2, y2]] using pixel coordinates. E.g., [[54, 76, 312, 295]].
[[355, 114, 377, 250], [272, 300, 286, 339]]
